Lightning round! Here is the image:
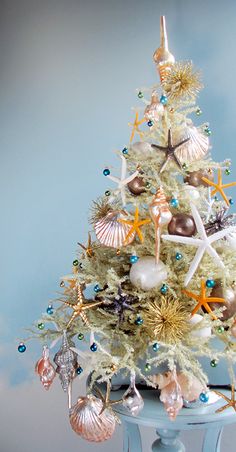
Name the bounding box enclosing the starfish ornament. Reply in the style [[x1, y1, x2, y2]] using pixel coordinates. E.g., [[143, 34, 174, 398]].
[[102, 286, 137, 323], [214, 385, 236, 413], [203, 187, 215, 222], [183, 279, 225, 320], [118, 206, 151, 244], [59, 283, 103, 329], [128, 111, 146, 143], [151, 129, 190, 173], [106, 154, 139, 206], [93, 380, 123, 416], [202, 168, 236, 206], [78, 232, 94, 258], [162, 203, 236, 286]]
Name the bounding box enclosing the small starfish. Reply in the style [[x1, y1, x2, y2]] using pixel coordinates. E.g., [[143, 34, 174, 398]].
[[151, 129, 190, 173], [205, 207, 236, 236], [162, 203, 236, 286], [106, 154, 139, 206], [93, 380, 123, 416], [214, 385, 236, 413], [78, 232, 94, 258], [128, 111, 146, 143], [59, 283, 103, 329], [183, 279, 225, 320], [202, 168, 236, 206], [118, 206, 151, 244], [102, 286, 136, 323]]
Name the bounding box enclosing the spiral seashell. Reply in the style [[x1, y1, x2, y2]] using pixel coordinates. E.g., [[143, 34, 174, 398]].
[[35, 346, 56, 390], [69, 395, 116, 442], [144, 92, 164, 122], [149, 187, 172, 226], [94, 211, 135, 248], [173, 125, 209, 163], [153, 16, 175, 83]]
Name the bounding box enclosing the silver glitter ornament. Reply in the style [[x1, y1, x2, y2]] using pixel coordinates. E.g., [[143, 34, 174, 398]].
[[53, 331, 78, 392], [122, 372, 144, 416]]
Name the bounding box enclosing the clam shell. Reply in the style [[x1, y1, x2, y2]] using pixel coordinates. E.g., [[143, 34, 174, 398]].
[[94, 211, 135, 248], [69, 395, 116, 442], [173, 125, 209, 163]]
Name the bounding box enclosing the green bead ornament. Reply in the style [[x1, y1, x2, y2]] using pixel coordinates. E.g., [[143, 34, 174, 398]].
[[38, 322, 45, 330], [73, 259, 79, 267], [145, 363, 151, 372], [210, 359, 218, 368], [217, 326, 225, 334], [225, 168, 231, 176], [77, 333, 84, 340]]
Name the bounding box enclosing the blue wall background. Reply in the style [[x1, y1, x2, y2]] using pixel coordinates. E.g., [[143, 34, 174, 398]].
[[1, 1, 236, 451]]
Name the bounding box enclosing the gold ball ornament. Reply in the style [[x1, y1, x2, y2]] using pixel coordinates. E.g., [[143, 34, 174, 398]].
[[69, 395, 116, 442], [209, 282, 236, 321], [127, 176, 146, 195], [168, 213, 196, 237], [184, 169, 214, 187]]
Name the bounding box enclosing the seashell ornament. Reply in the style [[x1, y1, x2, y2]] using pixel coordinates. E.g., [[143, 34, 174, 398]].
[[173, 124, 209, 164], [153, 16, 175, 82], [35, 345, 56, 390], [144, 91, 165, 122], [122, 371, 144, 416], [149, 187, 172, 263], [94, 210, 135, 248], [53, 331, 78, 392], [69, 394, 116, 442]]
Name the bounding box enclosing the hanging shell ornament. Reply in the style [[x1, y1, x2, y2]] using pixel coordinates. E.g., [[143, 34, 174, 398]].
[[69, 394, 116, 442], [35, 345, 56, 390], [53, 331, 78, 392], [153, 16, 175, 82], [149, 187, 172, 263], [144, 91, 165, 122], [173, 124, 209, 164], [122, 371, 144, 416], [94, 210, 135, 248]]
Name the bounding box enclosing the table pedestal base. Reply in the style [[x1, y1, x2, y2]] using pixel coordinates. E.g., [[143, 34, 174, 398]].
[[152, 429, 185, 452]]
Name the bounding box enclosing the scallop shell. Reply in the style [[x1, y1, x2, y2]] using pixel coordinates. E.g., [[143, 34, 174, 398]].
[[173, 125, 209, 163], [69, 395, 116, 442], [94, 211, 135, 248]]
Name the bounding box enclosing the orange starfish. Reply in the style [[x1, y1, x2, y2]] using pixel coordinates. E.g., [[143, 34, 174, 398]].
[[118, 207, 151, 244], [183, 279, 225, 320], [59, 283, 103, 329], [214, 385, 236, 413], [202, 168, 236, 206], [78, 232, 94, 258], [128, 112, 146, 143]]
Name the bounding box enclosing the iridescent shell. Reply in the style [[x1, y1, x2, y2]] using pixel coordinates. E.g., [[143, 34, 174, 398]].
[[144, 92, 164, 122], [173, 125, 209, 163], [35, 346, 56, 390], [94, 211, 135, 248], [69, 395, 116, 442]]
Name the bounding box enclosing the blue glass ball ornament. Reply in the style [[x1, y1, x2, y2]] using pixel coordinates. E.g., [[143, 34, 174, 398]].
[[130, 255, 139, 264], [152, 343, 160, 352], [76, 366, 83, 375], [204, 126, 211, 136], [170, 198, 179, 208], [229, 198, 234, 205], [18, 343, 26, 353], [199, 392, 209, 403], [160, 284, 168, 294], [47, 305, 53, 315], [90, 342, 97, 352], [135, 316, 143, 326], [206, 279, 215, 288], [160, 94, 168, 105], [175, 252, 183, 261], [122, 147, 128, 155], [147, 120, 153, 127], [103, 168, 110, 176], [94, 284, 101, 293]]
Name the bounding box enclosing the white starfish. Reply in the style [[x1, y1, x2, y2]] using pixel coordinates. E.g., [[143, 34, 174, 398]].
[[106, 154, 139, 206], [162, 203, 236, 286], [203, 187, 215, 222]]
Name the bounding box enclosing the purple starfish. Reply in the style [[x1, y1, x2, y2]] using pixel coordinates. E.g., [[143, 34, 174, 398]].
[[102, 286, 137, 323], [205, 207, 236, 236]]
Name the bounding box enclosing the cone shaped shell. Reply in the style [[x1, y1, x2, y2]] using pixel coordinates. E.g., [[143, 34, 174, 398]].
[[69, 395, 116, 442]]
